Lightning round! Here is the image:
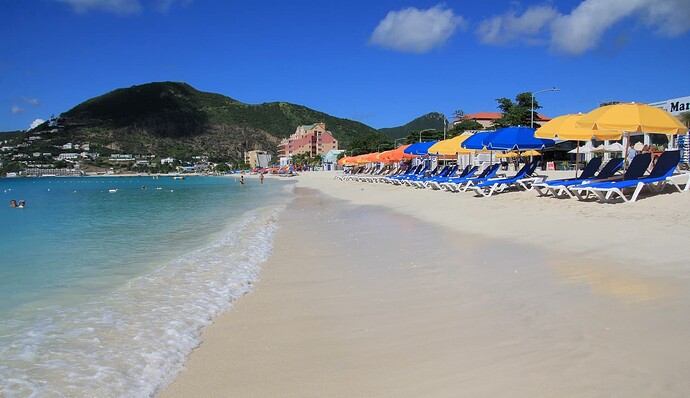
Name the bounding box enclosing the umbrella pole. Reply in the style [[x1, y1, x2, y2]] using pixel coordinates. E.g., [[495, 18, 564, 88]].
[[575, 140, 580, 178], [623, 132, 629, 171]]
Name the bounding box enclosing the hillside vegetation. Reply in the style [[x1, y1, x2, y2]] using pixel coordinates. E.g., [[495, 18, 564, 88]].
[[57, 81, 387, 160], [378, 112, 446, 140]]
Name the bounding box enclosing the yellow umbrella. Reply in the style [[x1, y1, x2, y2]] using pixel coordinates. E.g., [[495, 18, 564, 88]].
[[536, 113, 623, 176], [575, 103, 687, 169], [575, 103, 687, 134], [535, 113, 622, 141], [496, 151, 518, 159], [520, 149, 541, 157], [427, 133, 472, 155]]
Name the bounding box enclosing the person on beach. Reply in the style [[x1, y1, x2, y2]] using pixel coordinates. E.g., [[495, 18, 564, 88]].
[[627, 142, 638, 164], [239, 175, 245, 185], [259, 173, 264, 184]]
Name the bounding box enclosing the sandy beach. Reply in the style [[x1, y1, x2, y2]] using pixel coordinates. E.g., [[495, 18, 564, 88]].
[[161, 171, 690, 397]]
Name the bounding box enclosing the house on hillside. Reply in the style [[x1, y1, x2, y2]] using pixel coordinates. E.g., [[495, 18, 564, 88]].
[[279, 122, 338, 158], [453, 112, 551, 129]]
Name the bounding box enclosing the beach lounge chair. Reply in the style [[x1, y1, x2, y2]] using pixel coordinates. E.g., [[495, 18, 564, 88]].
[[402, 165, 445, 186], [386, 164, 424, 184], [533, 157, 602, 196], [537, 157, 624, 198], [469, 161, 540, 197], [442, 164, 500, 192], [426, 165, 476, 190], [409, 165, 458, 188], [578, 150, 682, 203], [569, 153, 652, 200]]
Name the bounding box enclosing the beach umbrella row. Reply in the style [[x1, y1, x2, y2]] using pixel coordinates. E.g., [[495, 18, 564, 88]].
[[535, 102, 687, 173]]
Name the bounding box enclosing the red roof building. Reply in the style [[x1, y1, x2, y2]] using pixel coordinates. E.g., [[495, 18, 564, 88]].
[[453, 112, 551, 129]]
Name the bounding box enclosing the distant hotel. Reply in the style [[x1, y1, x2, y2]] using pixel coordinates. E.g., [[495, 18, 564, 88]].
[[279, 122, 338, 158]]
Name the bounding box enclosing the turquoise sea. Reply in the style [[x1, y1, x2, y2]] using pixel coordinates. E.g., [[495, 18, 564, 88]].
[[0, 175, 293, 397]]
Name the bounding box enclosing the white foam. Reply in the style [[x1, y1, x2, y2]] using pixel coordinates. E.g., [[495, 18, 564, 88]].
[[0, 204, 286, 397]]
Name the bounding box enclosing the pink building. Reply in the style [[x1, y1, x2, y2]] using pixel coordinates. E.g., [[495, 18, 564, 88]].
[[279, 122, 338, 158]]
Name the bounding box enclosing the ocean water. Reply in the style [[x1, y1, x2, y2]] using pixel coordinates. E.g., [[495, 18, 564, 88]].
[[0, 175, 293, 397]]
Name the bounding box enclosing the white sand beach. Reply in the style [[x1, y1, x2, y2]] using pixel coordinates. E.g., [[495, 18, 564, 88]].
[[161, 171, 690, 397]]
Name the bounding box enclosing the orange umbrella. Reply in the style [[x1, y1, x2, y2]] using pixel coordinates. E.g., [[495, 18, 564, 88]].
[[379, 144, 416, 162]]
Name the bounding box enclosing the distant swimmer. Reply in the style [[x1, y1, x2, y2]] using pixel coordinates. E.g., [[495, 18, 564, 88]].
[[9, 199, 17, 207], [18, 200, 25, 208]]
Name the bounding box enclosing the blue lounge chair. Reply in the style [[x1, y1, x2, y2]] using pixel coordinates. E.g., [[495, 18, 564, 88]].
[[442, 164, 500, 192], [579, 150, 682, 203], [410, 165, 459, 188], [402, 165, 445, 186], [386, 164, 425, 184], [533, 157, 625, 198], [470, 161, 540, 197], [547, 157, 624, 198], [427, 165, 477, 190], [533, 157, 602, 196], [570, 153, 652, 200]]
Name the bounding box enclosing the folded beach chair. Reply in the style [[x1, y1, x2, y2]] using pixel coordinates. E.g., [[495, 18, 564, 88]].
[[442, 164, 500, 192], [469, 161, 540, 197], [577, 150, 682, 203], [538, 157, 624, 198], [427, 165, 476, 190]]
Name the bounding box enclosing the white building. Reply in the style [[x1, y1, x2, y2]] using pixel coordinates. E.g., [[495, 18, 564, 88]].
[[58, 153, 79, 160], [648, 95, 690, 116]]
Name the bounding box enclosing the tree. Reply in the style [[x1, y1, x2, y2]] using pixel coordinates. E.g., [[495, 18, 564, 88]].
[[452, 109, 465, 120], [404, 129, 444, 144], [680, 112, 690, 127], [492, 92, 539, 128]]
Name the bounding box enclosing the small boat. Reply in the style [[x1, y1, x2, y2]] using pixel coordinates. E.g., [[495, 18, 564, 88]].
[[173, 176, 185, 180], [108, 189, 118, 193]]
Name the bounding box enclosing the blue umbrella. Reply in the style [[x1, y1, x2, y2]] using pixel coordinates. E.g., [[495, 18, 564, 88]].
[[484, 126, 555, 150], [404, 140, 439, 156], [461, 132, 496, 150]]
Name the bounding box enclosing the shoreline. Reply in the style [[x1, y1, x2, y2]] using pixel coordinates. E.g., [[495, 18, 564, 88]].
[[161, 171, 690, 397]]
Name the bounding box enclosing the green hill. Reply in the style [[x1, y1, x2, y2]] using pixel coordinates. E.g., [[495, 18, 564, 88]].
[[56, 81, 386, 160], [378, 112, 446, 140]]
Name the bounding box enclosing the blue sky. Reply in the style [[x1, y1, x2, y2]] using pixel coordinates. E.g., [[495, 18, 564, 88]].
[[2, 0, 689, 132]]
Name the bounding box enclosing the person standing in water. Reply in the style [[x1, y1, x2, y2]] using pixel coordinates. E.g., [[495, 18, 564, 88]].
[[239, 175, 245, 185], [259, 173, 264, 184]]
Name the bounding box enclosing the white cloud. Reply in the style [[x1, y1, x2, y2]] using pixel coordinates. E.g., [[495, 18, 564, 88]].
[[11, 105, 25, 115], [370, 5, 467, 53], [477, 0, 690, 55], [549, 0, 646, 55], [30, 119, 46, 130], [22, 97, 40, 106], [55, 0, 142, 15], [477, 5, 558, 46], [153, 0, 191, 13]]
